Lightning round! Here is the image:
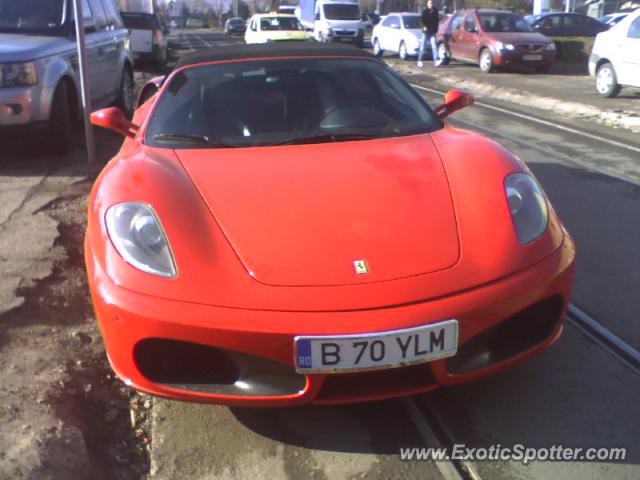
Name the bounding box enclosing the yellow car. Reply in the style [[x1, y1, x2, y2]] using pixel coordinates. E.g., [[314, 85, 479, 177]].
[[245, 14, 312, 44]]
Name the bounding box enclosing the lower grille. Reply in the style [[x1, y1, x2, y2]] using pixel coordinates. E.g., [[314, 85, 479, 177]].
[[134, 338, 306, 397], [448, 295, 564, 375]]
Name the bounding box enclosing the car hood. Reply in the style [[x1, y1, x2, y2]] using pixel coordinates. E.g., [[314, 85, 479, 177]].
[[488, 31, 552, 44], [0, 33, 72, 61], [176, 134, 460, 287]]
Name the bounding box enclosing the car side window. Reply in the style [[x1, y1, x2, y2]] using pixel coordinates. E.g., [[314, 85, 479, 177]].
[[381, 16, 393, 27], [89, 0, 109, 30], [451, 13, 463, 31], [464, 14, 477, 33], [82, 0, 94, 20], [389, 16, 400, 29], [627, 17, 640, 38], [541, 15, 560, 29], [100, 0, 123, 29]]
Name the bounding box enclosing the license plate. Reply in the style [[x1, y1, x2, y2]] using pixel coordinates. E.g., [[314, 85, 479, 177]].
[[523, 54, 542, 61], [294, 320, 458, 373]]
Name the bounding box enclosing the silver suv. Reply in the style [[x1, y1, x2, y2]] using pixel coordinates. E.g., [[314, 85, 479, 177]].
[[0, 0, 134, 152]]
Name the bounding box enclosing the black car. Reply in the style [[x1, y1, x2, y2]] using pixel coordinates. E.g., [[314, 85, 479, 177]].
[[525, 13, 608, 36], [225, 17, 247, 35]]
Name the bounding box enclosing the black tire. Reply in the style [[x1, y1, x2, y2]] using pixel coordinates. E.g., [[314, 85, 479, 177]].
[[595, 62, 621, 98], [46, 81, 72, 154], [479, 48, 494, 73], [373, 38, 383, 57], [399, 41, 408, 60], [114, 65, 135, 118], [354, 38, 364, 48]]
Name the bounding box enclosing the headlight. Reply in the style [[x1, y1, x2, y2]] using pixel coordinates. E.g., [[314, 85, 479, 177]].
[[105, 202, 177, 278], [0, 62, 38, 88], [546, 43, 556, 50], [505, 173, 548, 245], [495, 42, 515, 51]]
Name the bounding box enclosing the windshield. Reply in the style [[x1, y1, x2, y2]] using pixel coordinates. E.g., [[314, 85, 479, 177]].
[[323, 4, 361, 21], [0, 0, 66, 33], [402, 16, 421, 29], [146, 58, 441, 149], [479, 13, 533, 33], [260, 17, 303, 31]]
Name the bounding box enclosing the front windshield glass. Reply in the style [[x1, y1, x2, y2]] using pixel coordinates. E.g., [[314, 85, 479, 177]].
[[146, 58, 441, 149], [402, 16, 421, 29], [479, 13, 533, 33], [260, 17, 303, 31], [0, 0, 65, 33], [323, 4, 361, 21]]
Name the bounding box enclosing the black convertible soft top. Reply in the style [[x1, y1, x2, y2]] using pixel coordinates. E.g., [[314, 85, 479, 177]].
[[174, 42, 377, 70]]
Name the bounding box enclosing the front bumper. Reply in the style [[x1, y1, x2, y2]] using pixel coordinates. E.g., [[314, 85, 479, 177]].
[[0, 84, 48, 127], [494, 50, 556, 68], [87, 236, 575, 407], [328, 32, 364, 45]]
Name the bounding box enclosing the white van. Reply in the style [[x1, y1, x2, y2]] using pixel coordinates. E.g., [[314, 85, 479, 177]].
[[589, 8, 640, 97]]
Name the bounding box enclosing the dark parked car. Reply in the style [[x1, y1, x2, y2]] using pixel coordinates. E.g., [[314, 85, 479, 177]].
[[525, 13, 609, 36], [225, 17, 247, 35], [438, 9, 556, 73], [121, 12, 169, 67]]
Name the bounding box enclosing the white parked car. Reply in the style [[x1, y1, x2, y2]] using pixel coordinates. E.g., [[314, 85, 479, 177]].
[[372, 13, 424, 60], [589, 8, 640, 97]]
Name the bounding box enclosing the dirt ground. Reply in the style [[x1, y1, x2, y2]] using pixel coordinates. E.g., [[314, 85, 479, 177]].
[[0, 132, 151, 479]]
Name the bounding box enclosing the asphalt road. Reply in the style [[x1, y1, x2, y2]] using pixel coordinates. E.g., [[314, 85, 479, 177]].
[[0, 28, 638, 479]]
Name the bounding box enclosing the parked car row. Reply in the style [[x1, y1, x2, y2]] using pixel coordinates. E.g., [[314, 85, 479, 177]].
[[374, 9, 556, 73], [372, 7, 639, 98]]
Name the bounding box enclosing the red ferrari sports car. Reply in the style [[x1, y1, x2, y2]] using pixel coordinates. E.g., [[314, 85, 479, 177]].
[[86, 43, 575, 406]]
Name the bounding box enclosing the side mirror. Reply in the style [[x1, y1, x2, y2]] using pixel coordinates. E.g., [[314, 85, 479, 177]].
[[435, 89, 475, 120], [91, 107, 139, 138]]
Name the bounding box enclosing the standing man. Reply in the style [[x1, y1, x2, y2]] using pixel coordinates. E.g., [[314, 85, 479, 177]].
[[418, 0, 441, 68]]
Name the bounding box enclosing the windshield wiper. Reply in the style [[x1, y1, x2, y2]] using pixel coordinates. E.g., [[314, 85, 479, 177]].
[[152, 133, 236, 148], [271, 133, 377, 146]]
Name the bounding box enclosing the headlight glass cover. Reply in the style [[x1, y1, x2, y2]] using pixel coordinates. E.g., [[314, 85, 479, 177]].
[[105, 202, 177, 278], [0, 62, 38, 88], [505, 173, 548, 245]]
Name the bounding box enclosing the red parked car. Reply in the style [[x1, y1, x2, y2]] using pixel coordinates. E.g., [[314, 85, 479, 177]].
[[437, 9, 557, 73], [86, 43, 575, 406]]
